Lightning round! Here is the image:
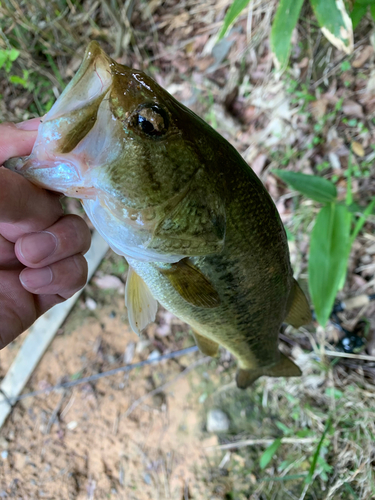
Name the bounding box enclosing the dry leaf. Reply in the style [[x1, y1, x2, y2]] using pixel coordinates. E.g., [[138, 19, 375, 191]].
[[310, 98, 328, 120], [342, 100, 364, 118], [351, 141, 365, 157], [352, 45, 373, 68]]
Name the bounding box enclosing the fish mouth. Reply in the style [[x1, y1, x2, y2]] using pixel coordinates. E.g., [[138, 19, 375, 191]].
[[45, 41, 113, 121]]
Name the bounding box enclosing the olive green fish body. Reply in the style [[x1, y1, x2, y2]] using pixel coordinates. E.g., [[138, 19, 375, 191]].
[[5, 42, 311, 387]]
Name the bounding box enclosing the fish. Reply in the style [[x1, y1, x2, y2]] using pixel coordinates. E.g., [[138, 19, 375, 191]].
[[5, 41, 312, 388]]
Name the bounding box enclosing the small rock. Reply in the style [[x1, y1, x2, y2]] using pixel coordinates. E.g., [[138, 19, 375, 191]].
[[0, 437, 8, 451], [1, 451, 8, 460], [207, 409, 230, 433], [147, 350, 160, 362], [66, 421, 77, 430], [85, 297, 97, 311], [93, 274, 124, 291]]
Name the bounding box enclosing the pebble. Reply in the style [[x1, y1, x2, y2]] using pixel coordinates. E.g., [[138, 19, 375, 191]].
[[85, 297, 97, 311], [66, 421, 78, 430], [206, 409, 230, 433]]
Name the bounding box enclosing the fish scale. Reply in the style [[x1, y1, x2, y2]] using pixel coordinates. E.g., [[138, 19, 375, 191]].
[[5, 41, 312, 388]]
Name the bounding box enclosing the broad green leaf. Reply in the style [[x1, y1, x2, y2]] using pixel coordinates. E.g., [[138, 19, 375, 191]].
[[270, 0, 304, 72], [260, 438, 282, 470], [8, 48, 19, 62], [350, 3, 368, 28], [273, 170, 337, 203], [310, 0, 354, 54], [218, 0, 252, 40], [308, 203, 351, 326]]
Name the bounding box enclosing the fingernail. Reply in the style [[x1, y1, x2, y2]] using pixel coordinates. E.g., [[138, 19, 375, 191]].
[[20, 266, 53, 290], [15, 117, 42, 131], [19, 231, 58, 264]]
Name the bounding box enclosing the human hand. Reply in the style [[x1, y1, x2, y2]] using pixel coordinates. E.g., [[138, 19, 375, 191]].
[[0, 119, 91, 348]]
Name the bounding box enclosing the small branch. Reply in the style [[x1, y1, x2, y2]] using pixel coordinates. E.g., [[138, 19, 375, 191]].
[[205, 437, 316, 451]]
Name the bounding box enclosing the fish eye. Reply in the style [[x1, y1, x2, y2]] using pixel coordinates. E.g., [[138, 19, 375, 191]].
[[135, 104, 169, 137]]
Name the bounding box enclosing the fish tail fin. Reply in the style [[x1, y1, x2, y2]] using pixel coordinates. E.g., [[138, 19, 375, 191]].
[[285, 278, 312, 328], [236, 353, 302, 389]]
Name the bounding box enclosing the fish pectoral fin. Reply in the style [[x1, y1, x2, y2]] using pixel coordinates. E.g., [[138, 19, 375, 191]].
[[285, 278, 312, 328], [236, 353, 302, 389], [192, 331, 219, 357], [159, 259, 220, 308], [149, 173, 226, 256], [125, 266, 158, 335]]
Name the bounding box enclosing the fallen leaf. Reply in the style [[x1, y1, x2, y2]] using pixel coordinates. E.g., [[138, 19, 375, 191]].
[[310, 97, 328, 120], [342, 100, 364, 118], [351, 141, 365, 157], [352, 45, 373, 68]]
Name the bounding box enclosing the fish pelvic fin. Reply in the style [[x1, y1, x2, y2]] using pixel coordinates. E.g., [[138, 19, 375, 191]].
[[158, 259, 220, 308], [125, 265, 158, 336], [236, 353, 302, 389], [285, 278, 312, 328], [192, 330, 219, 357]]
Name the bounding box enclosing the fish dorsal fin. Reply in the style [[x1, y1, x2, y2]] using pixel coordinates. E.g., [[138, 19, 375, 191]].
[[285, 278, 312, 328], [125, 266, 158, 335], [149, 171, 226, 256], [159, 259, 220, 308]]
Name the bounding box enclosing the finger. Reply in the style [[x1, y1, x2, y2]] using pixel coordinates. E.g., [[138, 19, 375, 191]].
[[15, 117, 43, 131], [0, 269, 37, 348], [0, 235, 20, 269], [19, 254, 88, 299], [15, 215, 91, 268], [0, 168, 63, 241], [0, 121, 40, 165]]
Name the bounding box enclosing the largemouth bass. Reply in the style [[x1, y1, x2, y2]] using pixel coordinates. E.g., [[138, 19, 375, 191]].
[[5, 42, 311, 388]]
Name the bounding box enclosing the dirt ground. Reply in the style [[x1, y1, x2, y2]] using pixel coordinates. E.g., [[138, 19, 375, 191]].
[[0, 293, 223, 500]]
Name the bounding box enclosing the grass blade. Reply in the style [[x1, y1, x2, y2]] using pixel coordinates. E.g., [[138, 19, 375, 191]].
[[270, 0, 304, 72], [349, 197, 375, 247], [260, 437, 282, 470], [218, 0, 252, 40], [305, 417, 332, 484], [273, 170, 337, 203], [310, 0, 353, 54], [308, 203, 351, 326]]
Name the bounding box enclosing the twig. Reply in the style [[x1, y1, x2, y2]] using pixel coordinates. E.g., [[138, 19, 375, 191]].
[[45, 391, 66, 434], [205, 437, 316, 451], [324, 351, 375, 362], [123, 356, 210, 419], [0, 346, 199, 407]]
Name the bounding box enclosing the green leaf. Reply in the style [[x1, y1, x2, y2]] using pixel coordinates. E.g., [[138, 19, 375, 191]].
[[9, 75, 28, 87], [350, 3, 368, 28], [371, 3, 375, 21], [260, 438, 282, 470], [218, 0, 252, 40], [273, 170, 337, 203], [310, 0, 353, 54], [0, 51, 7, 70], [308, 203, 351, 326], [305, 418, 332, 484], [270, 0, 304, 72], [349, 197, 375, 247], [8, 47, 20, 62]]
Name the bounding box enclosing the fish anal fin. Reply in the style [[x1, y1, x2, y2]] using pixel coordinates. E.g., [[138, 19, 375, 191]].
[[125, 266, 158, 335], [285, 278, 312, 328], [159, 259, 220, 308], [236, 353, 302, 389], [192, 330, 219, 357]]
